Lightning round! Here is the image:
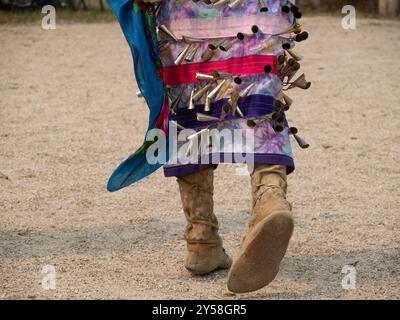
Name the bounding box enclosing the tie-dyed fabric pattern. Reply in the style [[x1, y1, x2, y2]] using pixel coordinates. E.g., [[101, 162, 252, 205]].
[[160, 0, 296, 177], [160, 0, 294, 20], [158, 0, 294, 40]]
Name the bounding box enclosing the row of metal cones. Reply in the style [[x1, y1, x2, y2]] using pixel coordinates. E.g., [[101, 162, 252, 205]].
[[139, 69, 310, 149], [158, 19, 308, 66], [165, 69, 310, 149]]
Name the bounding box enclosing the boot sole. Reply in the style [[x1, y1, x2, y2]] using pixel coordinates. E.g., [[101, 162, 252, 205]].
[[227, 212, 294, 293]]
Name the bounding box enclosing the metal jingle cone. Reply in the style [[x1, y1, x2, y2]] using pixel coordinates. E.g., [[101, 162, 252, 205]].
[[272, 122, 284, 133], [274, 23, 301, 36], [182, 35, 206, 44], [230, 90, 241, 116], [294, 24, 302, 34], [301, 32, 309, 41], [279, 63, 291, 77], [251, 25, 260, 34], [155, 3, 162, 17], [158, 39, 169, 48], [282, 42, 295, 51], [275, 96, 289, 112], [286, 68, 300, 83], [239, 82, 256, 97], [204, 90, 212, 112], [188, 128, 208, 141], [188, 87, 195, 110], [236, 32, 250, 41], [213, 0, 230, 8], [272, 95, 290, 115], [281, 92, 293, 107], [216, 80, 232, 100], [185, 44, 199, 62], [287, 48, 303, 61], [277, 54, 287, 72], [171, 89, 184, 113], [174, 43, 192, 65], [220, 38, 239, 52], [247, 118, 267, 128], [159, 42, 171, 54], [220, 103, 230, 121], [212, 70, 234, 79], [233, 76, 242, 85], [282, 61, 300, 79], [197, 112, 219, 122], [290, 5, 299, 13], [288, 59, 299, 70], [276, 114, 285, 123], [201, 47, 215, 62], [236, 105, 244, 118], [282, 4, 290, 13], [196, 72, 215, 81], [136, 90, 143, 98], [273, 26, 295, 36], [258, 0, 268, 12], [294, 11, 303, 19], [293, 133, 310, 149], [232, 105, 244, 118], [271, 111, 281, 121], [294, 31, 309, 42], [208, 38, 226, 50], [228, 0, 243, 9], [193, 84, 212, 102], [246, 119, 257, 128], [158, 25, 178, 42], [207, 80, 227, 100], [287, 73, 311, 90], [264, 64, 272, 74], [274, 100, 284, 111], [280, 58, 297, 77], [277, 54, 287, 65]]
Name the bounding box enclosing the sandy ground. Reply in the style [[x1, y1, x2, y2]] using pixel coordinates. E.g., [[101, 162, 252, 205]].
[[0, 16, 399, 300]]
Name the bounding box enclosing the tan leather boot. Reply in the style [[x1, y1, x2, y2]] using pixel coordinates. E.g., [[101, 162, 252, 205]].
[[177, 166, 232, 275], [227, 164, 294, 293]]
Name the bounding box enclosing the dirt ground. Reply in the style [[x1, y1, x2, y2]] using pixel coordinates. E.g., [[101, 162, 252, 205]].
[[0, 16, 399, 300]]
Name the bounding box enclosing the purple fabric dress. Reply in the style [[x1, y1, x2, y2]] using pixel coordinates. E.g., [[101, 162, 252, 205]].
[[158, 0, 298, 177]]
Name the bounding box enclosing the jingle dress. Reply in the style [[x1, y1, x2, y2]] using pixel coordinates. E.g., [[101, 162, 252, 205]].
[[106, 0, 300, 191], [159, 0, 296, 177]]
